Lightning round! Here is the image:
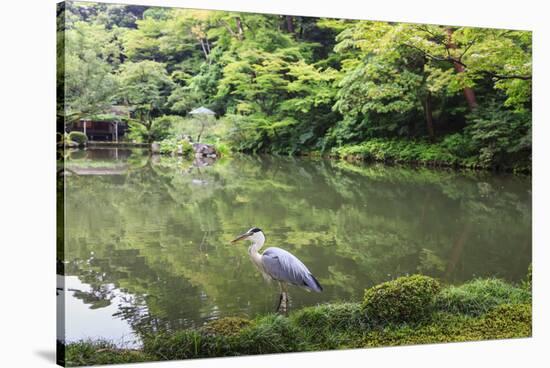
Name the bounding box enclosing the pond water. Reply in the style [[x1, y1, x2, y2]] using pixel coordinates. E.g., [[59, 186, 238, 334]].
[[58, 148, 531, 347]]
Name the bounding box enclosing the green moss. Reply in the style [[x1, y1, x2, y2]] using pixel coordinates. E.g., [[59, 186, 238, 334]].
[[362, 275, 441, 325], [435, 278, 531, 316], [362, 304, 531, 347], [64, 340, 155, 367], [201, 317, 252, 337]]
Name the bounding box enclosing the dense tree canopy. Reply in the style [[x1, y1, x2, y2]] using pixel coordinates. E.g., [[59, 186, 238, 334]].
[[58, 2, 532, 170]]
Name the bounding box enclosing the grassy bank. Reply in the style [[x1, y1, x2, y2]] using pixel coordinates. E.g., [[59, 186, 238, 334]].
[[61, 276, 532, 366], [326, 139, 531, 173]]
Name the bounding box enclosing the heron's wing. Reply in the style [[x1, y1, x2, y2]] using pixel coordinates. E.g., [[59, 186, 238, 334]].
[[261, 247, 323, 292]]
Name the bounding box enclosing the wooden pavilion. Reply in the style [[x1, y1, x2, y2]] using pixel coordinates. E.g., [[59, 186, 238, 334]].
[[71, 106, 132, 142]]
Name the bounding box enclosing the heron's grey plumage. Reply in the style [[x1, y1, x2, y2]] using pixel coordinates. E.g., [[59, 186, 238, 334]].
[[261, 247, 323, 292], [231, 227, 323, 314]]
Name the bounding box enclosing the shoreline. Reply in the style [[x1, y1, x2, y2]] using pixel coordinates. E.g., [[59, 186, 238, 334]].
[[60, 274, 532, 366], [68, 142, 532, 175]]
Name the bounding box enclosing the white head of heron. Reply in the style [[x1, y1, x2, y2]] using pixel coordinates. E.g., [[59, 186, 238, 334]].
[[231, 227, 265, 246]]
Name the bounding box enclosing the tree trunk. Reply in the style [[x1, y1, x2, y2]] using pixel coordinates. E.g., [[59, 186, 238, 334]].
[[235, 17, 244, 40], [446, 28, 477, 110], [285, 16, 294, 33], [198, 38, 208, 60], [423, 92, 435, 140], [197, 121, 205, 143]]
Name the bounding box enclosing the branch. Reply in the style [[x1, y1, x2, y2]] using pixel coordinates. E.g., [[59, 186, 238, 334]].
[[484, 72, 532, 81], [458, 39, 477, 61], [402, 43, 468, 68], [218, 20, 236, 38], [415, 25, 439, 39]]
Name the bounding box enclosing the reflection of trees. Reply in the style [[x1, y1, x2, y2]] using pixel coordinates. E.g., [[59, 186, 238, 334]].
[[63, 150, 531, 337]]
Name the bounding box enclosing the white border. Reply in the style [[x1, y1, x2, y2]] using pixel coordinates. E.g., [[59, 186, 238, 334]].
[[1, 0, 548, 367]]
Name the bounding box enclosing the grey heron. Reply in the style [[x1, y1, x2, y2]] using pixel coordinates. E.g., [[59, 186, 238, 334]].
[[231, 227, 323, 314]]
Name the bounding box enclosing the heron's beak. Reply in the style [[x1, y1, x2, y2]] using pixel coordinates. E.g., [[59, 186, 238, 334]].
[[231, 232, 250, 243]]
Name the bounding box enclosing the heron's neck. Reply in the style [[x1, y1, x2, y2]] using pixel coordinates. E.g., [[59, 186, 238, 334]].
[[248, 236, 265, 256]]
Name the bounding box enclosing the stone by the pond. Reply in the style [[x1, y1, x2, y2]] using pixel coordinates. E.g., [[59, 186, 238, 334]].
[[193, 143, 217, 157], [151, 142, 160, 154], [65, 140, 79, 148]]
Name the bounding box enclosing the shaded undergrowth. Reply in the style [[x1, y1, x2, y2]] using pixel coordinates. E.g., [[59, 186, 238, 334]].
[[62, 275, 532, 366], [330, 138, 531, 173]]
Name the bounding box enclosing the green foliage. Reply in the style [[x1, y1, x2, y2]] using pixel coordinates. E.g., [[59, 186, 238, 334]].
[[334, 139, 460, 166], [362, 275, 441, 325], [61, 16, 119, 123], [159, 138, 194, 157], [117, 61, 173, 122], [68, 131, 88, 146], [435, 278, 531, 316], [128, 114, 176, 143], [61, 3, 532, 169], [465, 103, 531, 169], [440, 133, 476, 158]]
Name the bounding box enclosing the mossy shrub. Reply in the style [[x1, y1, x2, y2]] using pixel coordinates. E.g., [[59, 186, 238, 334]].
[[201, 317, 252, 337], [480, 303, 532, 336], [363, 303, 532, 348], [68, 131, 88, 146], [362, 275, 441, 325], [435, 278, 531, 316], [179, 139, 194, 158], [159, 138, 194, 158]]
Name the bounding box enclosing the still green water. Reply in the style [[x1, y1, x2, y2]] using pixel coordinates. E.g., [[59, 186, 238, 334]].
[[60, 148, 531, 346]]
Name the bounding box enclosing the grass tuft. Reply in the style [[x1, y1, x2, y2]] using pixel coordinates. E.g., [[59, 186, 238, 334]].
[[435, 278, 531, 316], [64, 340, 154, 366]]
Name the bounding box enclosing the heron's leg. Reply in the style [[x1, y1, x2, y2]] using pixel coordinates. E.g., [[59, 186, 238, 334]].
[[278, 283, 289, 316], [275, 282, 284, 313]]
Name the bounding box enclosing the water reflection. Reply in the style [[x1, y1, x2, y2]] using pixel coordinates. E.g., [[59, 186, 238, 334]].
[[61, 149, 531, 346]]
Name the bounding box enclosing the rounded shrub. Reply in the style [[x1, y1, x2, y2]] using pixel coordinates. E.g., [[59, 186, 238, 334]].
[[179, 139, 194, 158], [68, 131, 88, 146], [362, 275, 441, 325], [201, 317, 252, 337]]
